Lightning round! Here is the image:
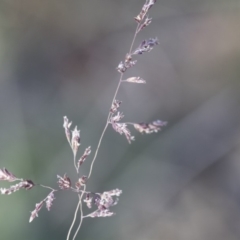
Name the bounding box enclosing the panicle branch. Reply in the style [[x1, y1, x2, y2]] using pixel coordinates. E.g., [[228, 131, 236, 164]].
[[57, 174, 71, 190], [29, 190, 56, 222], [122, 76, 146, 84], [132, 37, 159, 55], [134, 120, 167, 134], [77, 146, 91, 172], [83, 189, 122, 218], [135, 0, 157, 23], [0, 168, 18, 182], [0, 168, 35, 195], [63, 116, 81, 171], [0, 180, 34, 195]]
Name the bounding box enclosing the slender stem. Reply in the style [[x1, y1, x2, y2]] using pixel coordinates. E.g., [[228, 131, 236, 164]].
[[129, 24, 140, 55], [70, 187, 90, 194], [38, 184, 57, 192], [87, 73, 123, 179], [73, 153, 78, 172], [66, 198, 81, 240], [72, 185, 86, 240]]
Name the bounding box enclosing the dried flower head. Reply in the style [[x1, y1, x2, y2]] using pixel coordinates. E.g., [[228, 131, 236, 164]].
[[63, 117, 81, 157], [77, 146, 91, 170], [29, 191, 55, 222], [117, 59, 137, 73], [29, 201, 44, 223], [22, 180, 35, 190], [98, 190, 120, 208], [135, 0, 157, 23], [87, 209, 115, 218], [0, 168, 18, 182], [134, 120, 167, 134], [57, 174, 71, 190], [75, 175, 87, 189], [71, 126, 80, 156], [84, 193, 93, 209], [110, 113, 135, 143], [122, 77, 146, 84], [137, 16, 152, 33], [111, 112, 124, 122], [110, 100, 122, 113], [0, 180, 34, 195], [84, 189, 122, 218], [133, 37, 159, 55], [63, 116, 72, 145], [116, 61, 126, 73], [107, 188, 122, 197], [125, 53, 132, 63], [46, 191, 55, 211]]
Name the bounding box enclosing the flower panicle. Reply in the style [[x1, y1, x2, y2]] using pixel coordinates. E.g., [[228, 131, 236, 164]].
[[29, 201, 44, 223], [87, 209, 115, 218], [122, 77, 146, 84], [117, 59, 137, 73], [83, 189, 122, 218], [135, 0, 157, 23], [29, 191, 55, 223], [133, 37, 159, 55], [137, 16, 152, 33], [77, 146, 91, 170], [134, 120, 167, 134], [0, 168, 18, 182], [71, 126, 81, 157], [75, 175, 87, 190], [110, 112, 135, 144], [46, 191, 55, 211], [57, 174, 71, 190], [63, 116, 72, 145], [117, 36, 159, 74], [63, 116, 81, 157], [0, 180, 34, 195], [110, 100, 122, 113]]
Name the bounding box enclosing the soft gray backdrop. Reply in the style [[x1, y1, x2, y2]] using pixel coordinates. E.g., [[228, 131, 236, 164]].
[[0, 0, 240, 239]]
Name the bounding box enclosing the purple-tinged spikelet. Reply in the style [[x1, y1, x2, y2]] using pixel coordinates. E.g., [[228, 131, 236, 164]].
[[134, 120, 167, 134], [57, 174, 71, 190], [0, 168, 18, 182], [77, 146, 91, 170]]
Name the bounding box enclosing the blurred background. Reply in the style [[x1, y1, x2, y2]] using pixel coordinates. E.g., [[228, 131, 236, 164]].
[[0, 0, 240, 239]]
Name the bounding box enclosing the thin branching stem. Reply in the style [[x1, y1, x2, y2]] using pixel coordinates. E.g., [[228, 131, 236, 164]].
[[73, 154, 78, 172], [38, 184, 57, 192], [87, 121, 109, 179], [72, 185, 86, 240], [70, 186, 89, 194], [66, 198, 81, 240], [129, 24, 140, 55], [87, 73, 123, 179]]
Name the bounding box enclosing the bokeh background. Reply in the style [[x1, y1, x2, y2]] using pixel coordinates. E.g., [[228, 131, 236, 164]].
[[0, 0, 240, 239]]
